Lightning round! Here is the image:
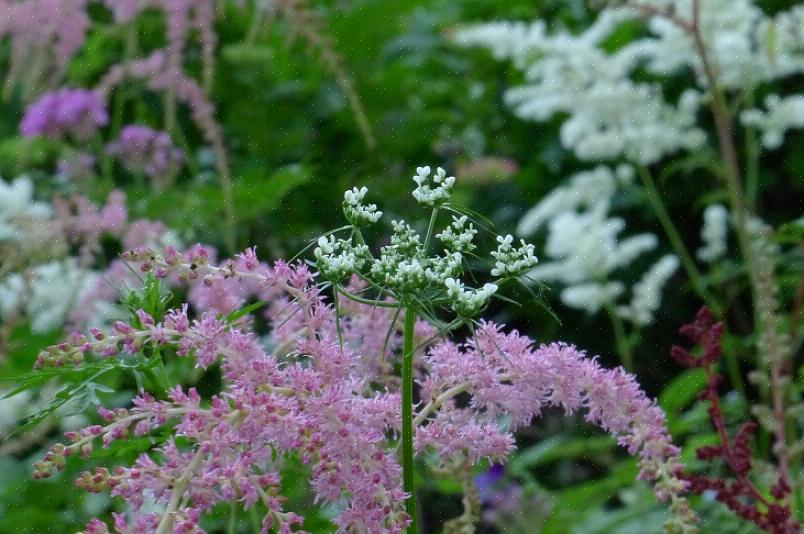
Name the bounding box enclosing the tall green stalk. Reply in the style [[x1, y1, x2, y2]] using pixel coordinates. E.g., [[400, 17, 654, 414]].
[[637, 165, 720, 315], [604, 303, 633, 371], [401, 306, 418, 533]]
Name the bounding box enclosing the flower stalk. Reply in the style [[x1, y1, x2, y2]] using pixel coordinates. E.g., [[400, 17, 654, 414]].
[[401, 305, 418, 534]]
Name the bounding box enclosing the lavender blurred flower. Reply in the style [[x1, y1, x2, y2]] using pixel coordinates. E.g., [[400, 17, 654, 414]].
[[475, 463, 506, 500], [106, 125, 184, 186], [56, 153, 97, 181], [20, 89, 108, 140]]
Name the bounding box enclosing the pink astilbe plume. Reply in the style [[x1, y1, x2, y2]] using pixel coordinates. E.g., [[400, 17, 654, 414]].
[[102, 0, 217, 92], [106, 125, 184, 187], [0, 0, 89, 95], [32, 247, 696, 532], [53, 190, 128, 265], [96, 53, 221, 148], [418, 323, 692, 503]]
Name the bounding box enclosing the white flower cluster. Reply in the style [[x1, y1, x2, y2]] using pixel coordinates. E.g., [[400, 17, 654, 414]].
[[741, 94, 804, 149], [636, 1, 804, 89], [696, 204, 729, 263], [313, 235, 369, 281], [369, 220, 462, 292], [0, 175, 53, 244], [561, 282, 625, 314], [437, 215, 477, 253], [444, 278, 498, 317], [0, 259, 95, 333], [456, 2, 804, 163], [455, 12, 706, 164], [490, 234, 538, 277], [342, 186, 382, 226], [519, 167, 677, 325], [528, 210, 658, 285], [412, 166, 456, 207], [314, 167, 540, 320]]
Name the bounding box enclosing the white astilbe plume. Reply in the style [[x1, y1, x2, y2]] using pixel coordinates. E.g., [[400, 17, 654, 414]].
[[527, 210, 657, 286], [696, 204, 729, 263], [517, 165, 634, 236], [0, 176, 52, 241], [520, 167, 674, 326], [632, 1, 804, 89], [561, 282, 625, 314], [741, 94, 804, 149], [618, 255, 680, 326], [455, 12, 706, 164], [456, 2, 804, 163]]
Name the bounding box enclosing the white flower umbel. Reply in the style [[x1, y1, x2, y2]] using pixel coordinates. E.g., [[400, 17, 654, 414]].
[[342, 186, 382, 227], [741, 94, 804, 150], [315, 165, 538, 325], [490, 234, 538, 277], [412, 166, 456, 207], [697, 204, 729, 263], [444, 278, 498, 317], [437, 215, 477, 253], [618, 255, 680, 326], [314, 235, 369, 282]]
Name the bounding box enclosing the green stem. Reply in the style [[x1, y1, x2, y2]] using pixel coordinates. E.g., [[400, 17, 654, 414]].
[[402, 306, 419, 533], [637, 165, 721, 315], [423, 208, 439, 253], [333, 286, 344, 351], [605, 304, 633, 371], [228, 501, 237, 534], [744, 91, 760, 211], [93, 134, 114, 192], [338, 288, 398, 308]]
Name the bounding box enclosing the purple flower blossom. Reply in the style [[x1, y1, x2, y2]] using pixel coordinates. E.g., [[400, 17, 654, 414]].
[[56, 152, 96, 180], [475, 464, 505, 500], [106, 125, 184, 185], [20, 89, 108, 140]]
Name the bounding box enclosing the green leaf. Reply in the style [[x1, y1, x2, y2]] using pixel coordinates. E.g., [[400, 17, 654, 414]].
[[5, 368, 108, 440], [508, 435, 615, 477], [231, 164, 313, 221], [225, 300, 267, 324], [543, 460, 639, 533], [2, 356, 156, 441], [659, 369, 707, 424]]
